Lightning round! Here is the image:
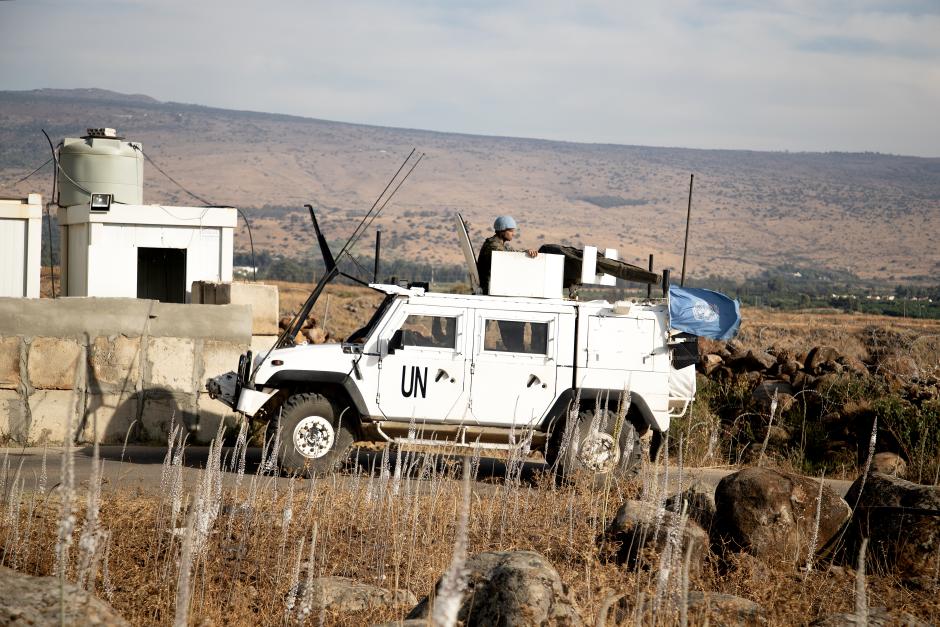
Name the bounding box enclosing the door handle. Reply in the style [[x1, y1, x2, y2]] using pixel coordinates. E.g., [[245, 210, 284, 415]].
[[436, 369, 454, 383], [527, 374, 547, 389]]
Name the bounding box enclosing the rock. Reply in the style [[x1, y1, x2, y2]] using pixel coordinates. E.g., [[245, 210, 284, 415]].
[[813, 372, 849, 393], [684, 591, 767, 626], [871, 452, 906, 477], [749, 350, 777, 371], [780, 360, 802, 377], [791, 371, 815, 391], [701, 354, 724, 375], [0, 566, 129, 626], [742, 371, 763, 386], [605, 500, 709, 573], [615, 591, 765, 626], [751, 380, 796, 412], [408, 550, 582, 626], [806, 346, 842, 372], [728, 350, 776, 372], [698, 338, 726, 355], [303, 327, 328, 344], [842, 472, 940, 585], [664, 482, 716, 530], [726, 339, 746, 354], [810, 607, 930, 626], [838, 355, 869, 375], [712, 468, 851, 564], [291, 576, 416, 614], [827, 361, 845, 374], [770, 346, 793, 363]]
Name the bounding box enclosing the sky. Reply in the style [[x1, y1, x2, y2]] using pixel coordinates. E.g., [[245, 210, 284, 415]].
[[1, 0, 939, 157]]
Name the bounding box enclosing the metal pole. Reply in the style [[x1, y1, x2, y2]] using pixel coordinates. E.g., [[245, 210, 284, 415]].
[[373, 229, 382, 283], [646, 254, 654, 299], [680, 173, 694, 286]]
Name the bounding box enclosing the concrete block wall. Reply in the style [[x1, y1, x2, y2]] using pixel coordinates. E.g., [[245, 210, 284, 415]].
[[193, 280, 281, 365], [0, 297, 252, 446], [192, 281, 279, 335]]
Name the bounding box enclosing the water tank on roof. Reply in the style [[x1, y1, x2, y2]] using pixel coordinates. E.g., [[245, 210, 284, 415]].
[[57, 128, 144, 207]]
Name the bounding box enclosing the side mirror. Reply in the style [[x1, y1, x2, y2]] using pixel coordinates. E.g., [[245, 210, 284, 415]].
[[387, 329, 404, 355]]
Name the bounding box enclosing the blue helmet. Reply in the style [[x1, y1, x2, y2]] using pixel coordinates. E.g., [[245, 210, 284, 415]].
[[493, 215, 517, 232]]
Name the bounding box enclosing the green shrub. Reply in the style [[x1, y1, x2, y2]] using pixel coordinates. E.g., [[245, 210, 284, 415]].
[[874, 396, 940, 483]]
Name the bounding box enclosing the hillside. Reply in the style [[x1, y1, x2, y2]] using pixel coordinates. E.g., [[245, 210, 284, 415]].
[[2, 88, 939, 280]]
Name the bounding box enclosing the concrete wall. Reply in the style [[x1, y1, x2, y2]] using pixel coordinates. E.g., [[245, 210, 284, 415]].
[[0, 297, 252, 446], [192, 281, 279, 335], [192, 280, 280, 362]]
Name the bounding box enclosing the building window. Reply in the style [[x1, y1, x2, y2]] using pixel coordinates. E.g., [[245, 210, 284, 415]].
[[484, 320, 548, 354], [400, 315, 458, 349]]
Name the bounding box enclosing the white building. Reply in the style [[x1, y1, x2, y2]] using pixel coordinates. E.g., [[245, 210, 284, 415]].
[[0, 194, 43, 298], [58, 203, 236, 303]]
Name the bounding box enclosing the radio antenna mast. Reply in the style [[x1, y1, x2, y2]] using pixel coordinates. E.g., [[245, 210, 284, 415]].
[[680, 173, 694, 287]]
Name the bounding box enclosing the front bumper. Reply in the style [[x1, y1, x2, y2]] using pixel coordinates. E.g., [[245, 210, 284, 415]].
[[206, 370, 276, 416], [206, 371, 239, 409]]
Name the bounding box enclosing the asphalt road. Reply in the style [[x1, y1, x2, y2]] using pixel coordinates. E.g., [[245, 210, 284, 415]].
[[0, 445, 854, 498]]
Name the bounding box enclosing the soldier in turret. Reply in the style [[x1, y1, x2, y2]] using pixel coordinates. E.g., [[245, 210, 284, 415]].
[[476, 215, 537, 295]]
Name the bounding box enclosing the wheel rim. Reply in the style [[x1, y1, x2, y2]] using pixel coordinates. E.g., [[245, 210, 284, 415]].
[[578, 431, 620, 472], [292, 416, 335, 459]]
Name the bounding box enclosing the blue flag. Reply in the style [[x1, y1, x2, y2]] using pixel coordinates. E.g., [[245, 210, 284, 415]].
[[668, 285, 741, 341]]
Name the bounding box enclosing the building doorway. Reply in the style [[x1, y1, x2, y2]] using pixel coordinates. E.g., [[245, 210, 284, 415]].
[[137, 247, 186, 303]]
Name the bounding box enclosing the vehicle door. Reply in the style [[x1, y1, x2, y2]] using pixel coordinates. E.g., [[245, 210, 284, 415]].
[[376, 305, 470, 421], [468, 310, 559, 426]]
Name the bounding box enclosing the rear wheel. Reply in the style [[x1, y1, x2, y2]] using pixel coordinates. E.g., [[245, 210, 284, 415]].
[[270, 393, 354, 476], [547, 407, 642, 485]]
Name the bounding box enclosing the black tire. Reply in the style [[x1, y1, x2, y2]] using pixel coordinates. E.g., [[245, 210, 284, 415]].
[[547, 407, 642, 485], [269, 393, 355, 476]]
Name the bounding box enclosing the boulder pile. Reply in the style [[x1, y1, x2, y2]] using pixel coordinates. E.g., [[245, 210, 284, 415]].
[[697, 337, 940, 470]]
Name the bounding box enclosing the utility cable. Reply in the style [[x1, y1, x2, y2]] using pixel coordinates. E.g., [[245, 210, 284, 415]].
[[132, 144, 213, 206], [40, 130, 59, 298], [133, 144, 257, 282], [43, 129, 94, 198], [1, 156, 54, 190]]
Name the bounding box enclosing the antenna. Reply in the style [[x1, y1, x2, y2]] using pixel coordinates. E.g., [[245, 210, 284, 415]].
[[680, 173, 694, 287], [267, 149, 423, 360]]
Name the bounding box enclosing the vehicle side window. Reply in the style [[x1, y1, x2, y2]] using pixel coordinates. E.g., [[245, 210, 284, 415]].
[[400, 315, 457, 349], [483, 320, 548, 354]]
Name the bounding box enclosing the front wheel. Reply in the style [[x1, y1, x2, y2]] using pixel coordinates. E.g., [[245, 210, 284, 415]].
[[547, 408, 642, 485], [270, 393, 354, 476]]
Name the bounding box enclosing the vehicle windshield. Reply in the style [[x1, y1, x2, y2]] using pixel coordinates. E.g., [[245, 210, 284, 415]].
[[345, 294, 396, 344]]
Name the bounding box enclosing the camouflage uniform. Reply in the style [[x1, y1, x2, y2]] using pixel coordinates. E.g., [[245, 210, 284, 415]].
[[476, 234, 519, 295]]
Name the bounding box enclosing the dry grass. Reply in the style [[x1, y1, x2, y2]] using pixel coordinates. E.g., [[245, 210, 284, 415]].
[[2, 443, 938, 626], [736, 307, 940, 363]]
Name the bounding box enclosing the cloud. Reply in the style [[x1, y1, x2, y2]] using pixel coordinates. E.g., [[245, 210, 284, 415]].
[[0, 0, 938, 156]]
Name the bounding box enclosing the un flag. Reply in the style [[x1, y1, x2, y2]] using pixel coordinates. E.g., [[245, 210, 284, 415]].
[[668, 286, 741, 341]]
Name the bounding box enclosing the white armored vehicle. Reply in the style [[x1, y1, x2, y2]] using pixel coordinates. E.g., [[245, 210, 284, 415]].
[[208, 204, 713, 484]]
